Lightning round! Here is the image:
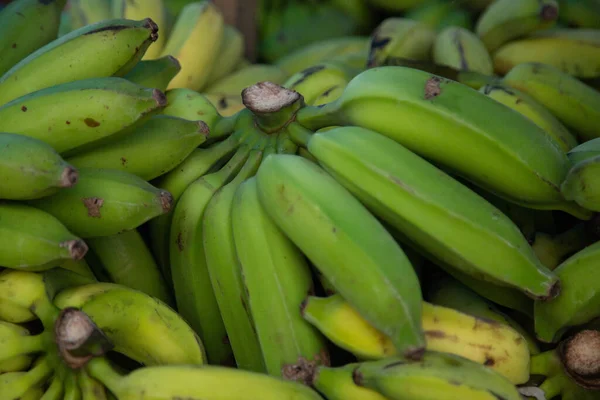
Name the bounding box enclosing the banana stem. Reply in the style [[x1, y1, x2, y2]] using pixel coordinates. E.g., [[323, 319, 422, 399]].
[[86, 357, 123, 395], [539, 374, 567, 399], [0, 332, 47, 361], [32, 298, 61, 330], [211, 114, 239, 141], [241, 81, 303, 133], [530, 350, 561, 377]]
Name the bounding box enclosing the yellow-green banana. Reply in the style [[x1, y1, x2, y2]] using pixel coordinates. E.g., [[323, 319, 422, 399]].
[[204, 93, 246, 117], [160, 1, 224, 91], [296, 66, 587, 219], [0, 77, 167, 155], [0, 18, 159, 106], [0, 321, 42, 372], [531, 223, 591, 270], [562, 156, 600, 212], [205, 24, 245, 84], [475, 0, 559, 52], [77, 368, 108, 400], [312, 363, 388, 400], [66, 115, 208, 181], [568, 137, 600, 164], [433, 26, 493, 75], [0, 355, 53, 400], [256, 153, 425, 357], [0, 270, 59, 326], [161, 88, 221, 131], [558, 0, 600, 28], [437, 8, 473, 31], [404, 0, 458, 29], [68, 0, 112, 31], [204, 64, 288, 97], [29, 168, 173, 238], [0, 0, 66, 77], [283, 62, 354, 106], [124, 55, 181, 91], [40, 375, 64, 400]]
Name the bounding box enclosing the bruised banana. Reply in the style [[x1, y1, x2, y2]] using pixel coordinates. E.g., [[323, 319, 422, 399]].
[[256, 154, 425, 357], [29, 168, 173, 238], [0, 18, 159, 106], [283, 62, 354, 106], [66, 115, 208, 181], [0, 77, 167, 155], [124, 55, 181, 92], [480, 83, 578, 153], [86, 356, 324, 400], [0, 133, 78, 200], [205, 25, 245, 84], [296, 66, 586, 219], [312, 363, 388, 400], [353, 352, 522, 400], [432, 26, 493, 75], [232, 176, 329, 381], [474, 0, 559, 52], [55, 283, 206, 366]]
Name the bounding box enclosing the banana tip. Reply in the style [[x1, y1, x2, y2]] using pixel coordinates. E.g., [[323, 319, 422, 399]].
[[152, 89, 168, 108], [197, 121, 210, 137], [539, 3, 558, 21], [158, 190, 174, 213], [60, 166, 79, 188], [241, 81, 301, 114], [62, 239, 88, 260], [143, 18, 159, 42]]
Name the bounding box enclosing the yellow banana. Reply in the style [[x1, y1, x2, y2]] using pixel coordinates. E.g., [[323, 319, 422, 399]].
[[433, 26, 493, 75]]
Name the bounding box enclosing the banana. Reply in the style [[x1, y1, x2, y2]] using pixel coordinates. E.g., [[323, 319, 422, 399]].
[[0, 353, 33, 374], [59, 258, 96, 280], [531, 223, 591, 270], [0, 202, 87, 271], [55, 284, 206, 366], [205, 25, 245, 84], [40, 375, 64, 400], [204, 93, 247, 117], [68, 0, 112, 31], [503, 62, 600, 143], [312, 363, 388, 400], [0, 322, 39, 371], [66, 115, 208, 181], [363, 0, 428, 12], [0, 0, 66, 77], [568, 137, 600, 164], [77, 368, 108, 400], [21, 384, 45, 400], [0, 77, 167, 155], [480, 83, 578, 152], [404, 0, 458, 29], [367, 18, 436, 67], [255, 153, 425, 357], [493, 28, 600, 79], [329, 0, 373, 31], [353, 352, 522, 400], [275, 36, 369, 76], [202, 151, 266, 373], [437, 8, 473, 31], [63, 371, 82, 400], [558, 0, 600, 28], [0, 18, 159, 106], [311, 84, 347, 107], [112, 0, 169, 60], [160, 1, 224, 91], [295, 66, 587, 219], [124, 55, 181, 91], [0, 355, 53, 400], [561, 155, 600, 211], [204, 64, 289, 97], [86, 356, 324, 400], [29, 168, 173, 238], [161, 88, 221, 131], [232, 176, 330, 381], [85, 229, 173, 305], [433, 26, 493, 75], [474, 0, 559, 52], [0, 133, 78, 200], [282, 62, 355, 106]]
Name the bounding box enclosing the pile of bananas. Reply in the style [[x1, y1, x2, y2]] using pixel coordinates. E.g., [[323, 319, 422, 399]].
[[1, 0, 600, 399]]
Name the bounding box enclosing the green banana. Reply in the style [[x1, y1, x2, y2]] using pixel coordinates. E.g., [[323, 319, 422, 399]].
[[568, 137, 600, 164], [204, 64, 289, 97], [295, 66, 586, 218], [256, 153, 425, 357], [0, 0, 66, 77], [86, 229, 173, 305], [161, 88, 221, 132], [77, 368, 108, 400], [124, 56, 181, 91], [39, 375, 64, 400], [66, 115, 208, 181], [0, 322, 40, 369], [0, 77, 167, 155], [0, 18, 159, 106], [562, 156, 600, 212], [404, 0, 458, 29], [353, 352, 522, 400], [312, 363, 388, 400], [503, 62, 600, 142], [432, 26, 493, 75], [232, 176, 329, 381], [0, 270, 59, 326], [437, 8, 473, 31], [68, 0, 112, 31], [363, 0, 428, 12], [0, 133, 78, 200], [475, 0, 559, 52], [283, 62, 355, 106], [531, 223, 591, 270], [558, 0, 600, 28], [0, 355, 53, 400], [0, 202, 87, 271], [29, 168, 173, 238]]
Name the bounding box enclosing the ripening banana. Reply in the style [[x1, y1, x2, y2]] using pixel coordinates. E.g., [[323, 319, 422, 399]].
[[66, 115, 208, 181], [0, 133, 78, 200], [474, 0, 559, 52], [295, 66, 588, 219], [0, 355, 53, 400], [367, 18, 436, 67], [256, 153, 425, 358], [568, 137, 600, 164], [160, 1, 224, 91], [493, 28, 600, 79], [161, 88, 221, 131], [0, 77, 167, 155], [0, 0, 66, 77], [0, 322, 42, 372], [124, 55, 182, 91], [112, 0, 169, 60], [0, 18, 159, 106], [562, 156, 600, 212], [535, 240, 600, 343], [312, 363, 388, 400], [204, 64, 289, 97], [205, 25, 245, 84], [558, 0, 600, 28], [28, 168, 173, 238], [203, 93, 246, 117], [86, 356, 324, 400], [68, 0, 112, 31], [432, 26, 493, 75], [502, 62, 600, 142], [283, 62, 355, 106], [353, 352, 522, 400], [55, 284, 206, 366]]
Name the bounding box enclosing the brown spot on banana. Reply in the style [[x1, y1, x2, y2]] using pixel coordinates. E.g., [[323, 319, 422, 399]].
[[83, 197, 104, 218], [424, 77, 443, 100], [84, 118, 100, 127]]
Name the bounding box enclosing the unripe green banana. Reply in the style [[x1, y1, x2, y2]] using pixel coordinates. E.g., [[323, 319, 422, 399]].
[[312, 363, 388, 400], [558, 0, 600, 28], [0, 202, 87, 271], [28, 168, 173, 238], [437, 8, 473, 31], [0, 355, 52, 400], [502, 62, 600, 142], [283, 62, 355, 106], [124, 56, 181, 91], [66, 115, 208, 181], [77, 368, 108, 400], [0, 77, 167, 155], [561, 156, 600, 211], [204, 64, 289, 97], [404, 0, 457, 29], [204, 93, 247, 117], [256, 154, 425, 357], [0, 18, 159, 106], [433, 26, 493, 75], [0, 322, 40, 369], [475, 0, 559, 52], [40, 375, 64, 400], [205, 24, 245, 84], [296, 66, 586, 218], [363, 0, 427, 12], [0, 133, 78, 200], [568, 137, 600, 164], [68, 0, 112, 31], [0, 0, 66, 77], [161, 88, 221, 131]]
